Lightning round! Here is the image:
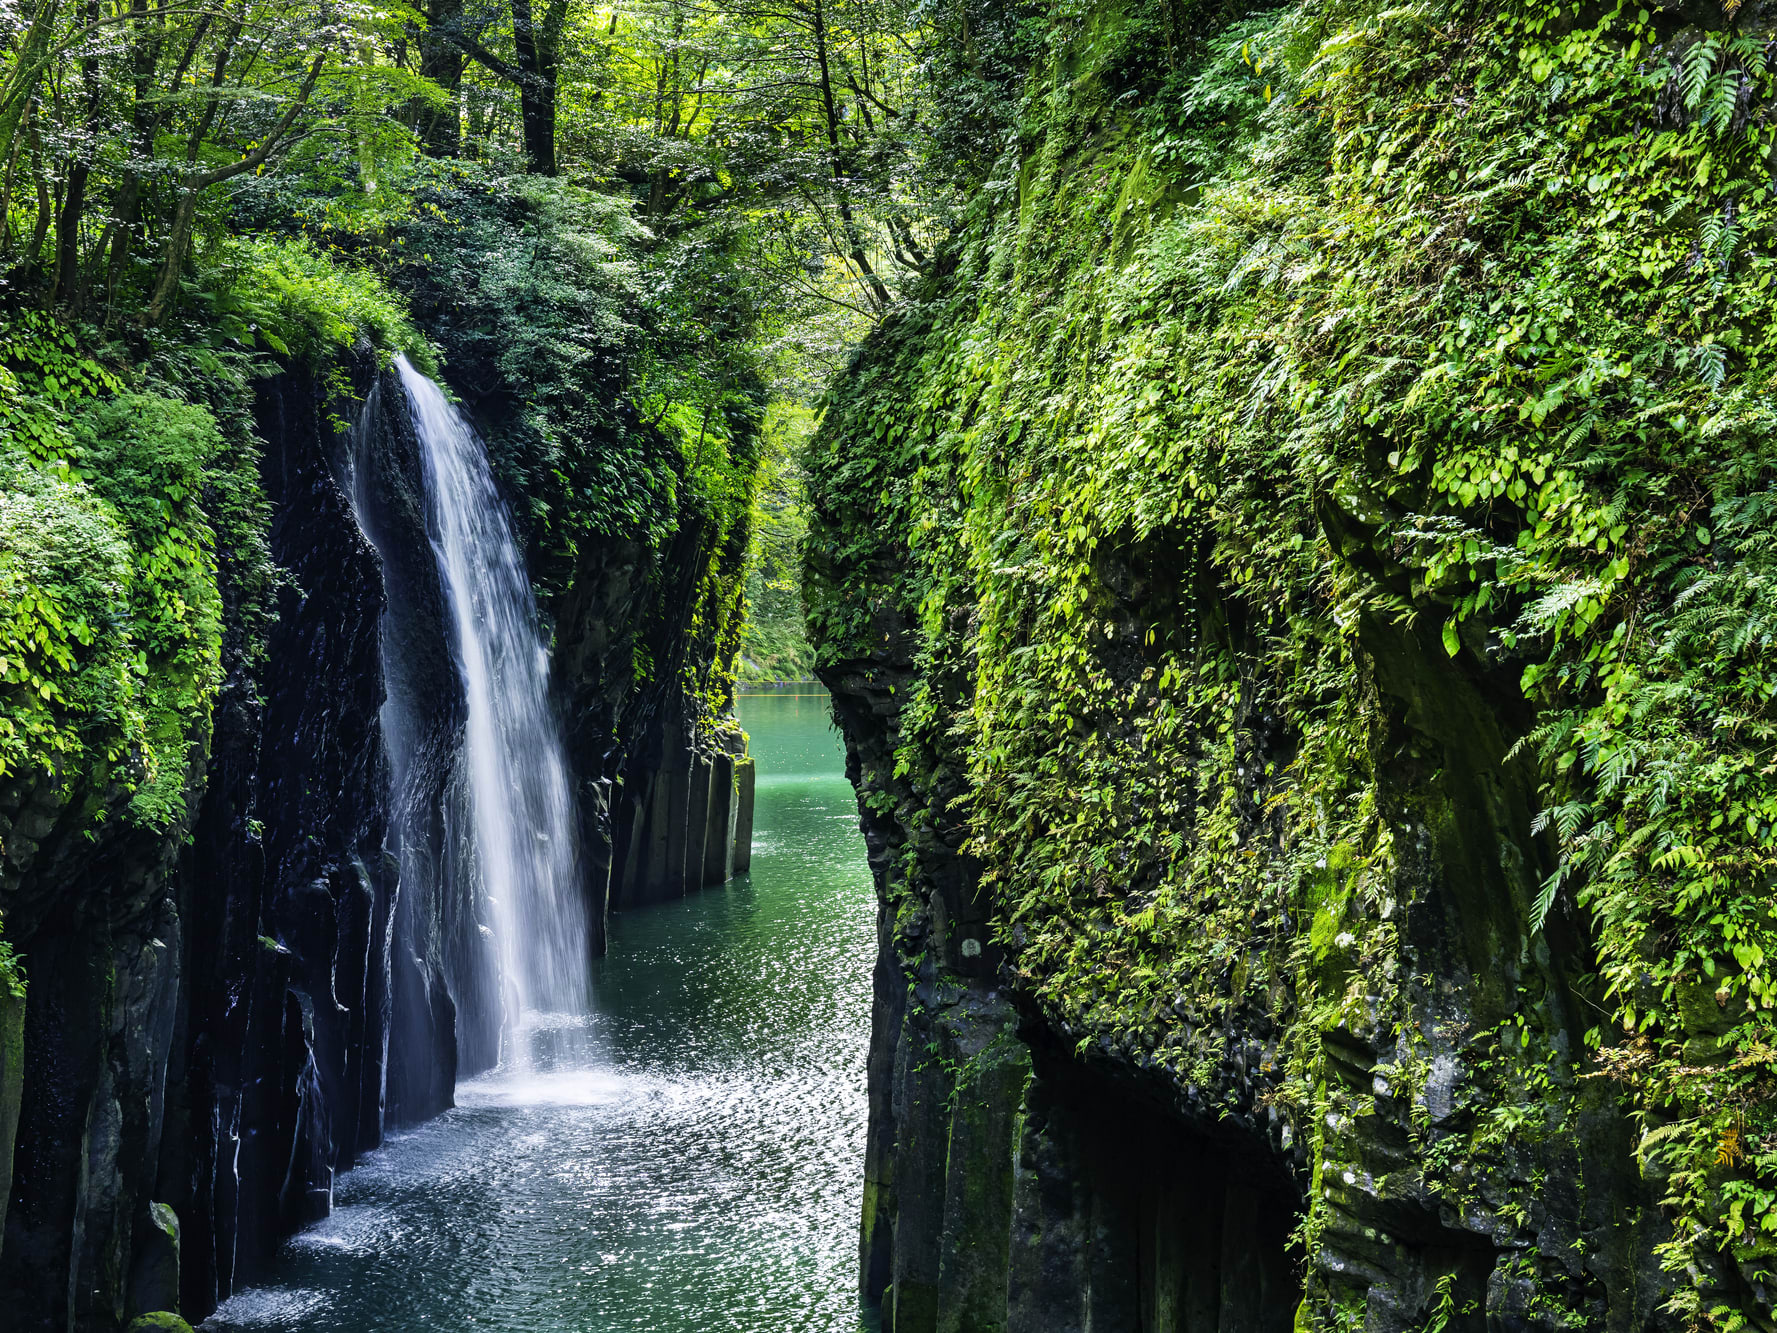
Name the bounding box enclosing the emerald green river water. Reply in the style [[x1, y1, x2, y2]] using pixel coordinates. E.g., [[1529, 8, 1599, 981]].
[[204, 690, 877, 1332]]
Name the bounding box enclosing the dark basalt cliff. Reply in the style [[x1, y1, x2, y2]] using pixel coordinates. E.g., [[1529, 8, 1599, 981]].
[[555, 495, 757, 919], [0, 361, 400, 1329], [0, 350, 751, 1329], [808, 1, 1777, 1329]]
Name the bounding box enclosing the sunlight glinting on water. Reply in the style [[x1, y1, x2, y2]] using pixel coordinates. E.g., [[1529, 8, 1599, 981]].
[[204, 691, 877, 1333]]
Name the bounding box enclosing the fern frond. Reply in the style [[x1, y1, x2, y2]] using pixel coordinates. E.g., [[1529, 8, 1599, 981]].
[[1681, 36, 1720, 111], [1530, 866, 1562, 933]]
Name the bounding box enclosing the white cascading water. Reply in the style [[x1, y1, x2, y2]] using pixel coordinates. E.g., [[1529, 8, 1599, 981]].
[[396, 354, 589, 1061]]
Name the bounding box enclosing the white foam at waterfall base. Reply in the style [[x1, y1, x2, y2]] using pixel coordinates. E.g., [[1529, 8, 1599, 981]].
[[201, 1287, 329, 1329], [397, 355, 591, 1066]]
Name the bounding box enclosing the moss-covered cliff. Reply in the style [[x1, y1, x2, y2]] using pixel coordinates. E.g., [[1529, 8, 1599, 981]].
[[809, 1, 1777, 1328], [0, 191, 760, 1326]]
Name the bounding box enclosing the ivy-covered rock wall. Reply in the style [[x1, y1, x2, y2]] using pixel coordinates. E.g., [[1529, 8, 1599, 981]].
[[809, 1, 1777, 1328]]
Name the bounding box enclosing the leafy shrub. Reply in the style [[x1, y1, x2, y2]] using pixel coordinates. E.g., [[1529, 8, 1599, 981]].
[[0, 933, 21, 1001], [196, 234, 436, 372], [0, 313, 256, 831], [0, 450, 136, 780]]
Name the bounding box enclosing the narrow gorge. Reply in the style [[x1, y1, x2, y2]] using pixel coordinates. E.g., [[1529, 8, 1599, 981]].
[[2, 339, 757, 1327], [9, 0, 1777, 1331]]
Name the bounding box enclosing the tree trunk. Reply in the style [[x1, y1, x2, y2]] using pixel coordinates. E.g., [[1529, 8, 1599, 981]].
[[147, 52, 326, 321], [416, 0, 465, 156], [50, 0, 100, 309], [25, 130, 51, 281], [0, 0, 62, 178], [0, 99, 32, 256], [810, 0, 890, 309], [51, 158, 88, 307], [518, 81, 555, 174], [432, 0, 562, 172], [510, 0, 558, 174], [102, 0, 171, 317], [102, 175, 140, 318], [146, 189, 199, 319]]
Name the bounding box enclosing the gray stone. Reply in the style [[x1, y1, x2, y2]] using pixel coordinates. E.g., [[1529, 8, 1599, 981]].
[[704, 753, 736, 885], [661, 761, 693, 897], [732, 757, 756, 874], [127, 1202, 180, 1320], [682, 756, 713, 894]]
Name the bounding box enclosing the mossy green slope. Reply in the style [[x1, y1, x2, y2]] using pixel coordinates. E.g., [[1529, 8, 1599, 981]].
[[0, 247, 427, 988], [810, 0, 1777, 1324]]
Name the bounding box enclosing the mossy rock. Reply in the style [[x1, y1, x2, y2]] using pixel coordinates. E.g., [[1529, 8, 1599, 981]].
[[126, 1314, 194, 1333], [1674, 978, 1742, 1039]]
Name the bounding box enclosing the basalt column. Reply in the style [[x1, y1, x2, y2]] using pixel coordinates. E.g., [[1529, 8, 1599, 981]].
[[165, 363, 397, 1317], [606, 736, 755, 907]]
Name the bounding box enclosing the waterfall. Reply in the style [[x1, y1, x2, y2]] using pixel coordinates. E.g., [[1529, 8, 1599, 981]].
[[395, 354, 590, 1054]]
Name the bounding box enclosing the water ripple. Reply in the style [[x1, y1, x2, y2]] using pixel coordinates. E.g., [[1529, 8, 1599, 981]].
[[204, 693, 877, 1333]]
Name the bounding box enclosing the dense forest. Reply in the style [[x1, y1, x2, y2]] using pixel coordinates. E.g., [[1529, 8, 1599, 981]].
[[9, 0, 1777, 1330]]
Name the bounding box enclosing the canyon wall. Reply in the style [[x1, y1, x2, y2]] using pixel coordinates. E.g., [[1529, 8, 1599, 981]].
[[0, 347, 752, 1330], [809, 2, 1777, 1329]]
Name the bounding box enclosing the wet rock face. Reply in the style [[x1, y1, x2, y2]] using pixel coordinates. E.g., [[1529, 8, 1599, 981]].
[[346, 378, 479, 1098], [1009, 1049, 1301, 1333], [0, 666, 197, 1328], [551, 498, 755, 923], [166, 364, 417, 1316]]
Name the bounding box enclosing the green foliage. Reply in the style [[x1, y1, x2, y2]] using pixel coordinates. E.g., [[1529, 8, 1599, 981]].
[[2, 316, 134, 780], [560, 0, 959, 319], [738, 401, 815, 682], [809, 0, 1777, 1318], [0, 0, 450, 322], [64, 392, 231, 826], [0, 311, 263, 834], [384, 165, 681, 591], [196, 235, 436, 371], [0, 927, 24, 1001]]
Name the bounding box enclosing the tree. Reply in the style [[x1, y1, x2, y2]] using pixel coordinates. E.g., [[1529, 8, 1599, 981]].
[[0, 0, 972, 347], [416, 0, 572, 172], [557, 0, 948, 319], [0, 0, 441, 320]]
